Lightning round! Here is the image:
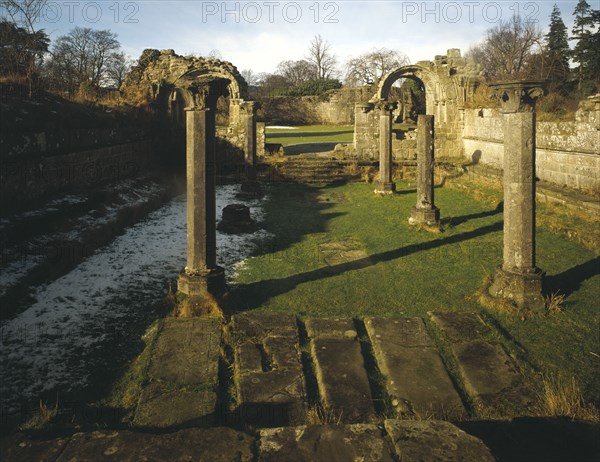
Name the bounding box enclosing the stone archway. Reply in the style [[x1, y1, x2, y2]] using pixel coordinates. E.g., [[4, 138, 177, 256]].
[[353, 49, 481, 165], [123, 50, 260, 302]]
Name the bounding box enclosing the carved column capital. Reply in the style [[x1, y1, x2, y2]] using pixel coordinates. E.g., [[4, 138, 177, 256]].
[[489, 80, 547, 113], [373, 99, 397, 113], [239, 100, 260, 115], [184, 82, 220, 111]]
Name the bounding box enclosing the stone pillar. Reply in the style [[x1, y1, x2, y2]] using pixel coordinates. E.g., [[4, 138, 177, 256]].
[[374, 101, 397, 194], [178, 92, 226, 300], [240, 101, 258, 180], [410, 114, 440, 226], [239, 101, 263, 197], [488, 80, 546, 311]]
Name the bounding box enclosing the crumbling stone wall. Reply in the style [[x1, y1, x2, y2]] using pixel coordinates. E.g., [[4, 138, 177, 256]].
[[462, 97, 600, 195]]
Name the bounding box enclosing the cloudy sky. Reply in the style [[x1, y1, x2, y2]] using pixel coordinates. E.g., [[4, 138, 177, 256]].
[[31, 1, 582, 74]]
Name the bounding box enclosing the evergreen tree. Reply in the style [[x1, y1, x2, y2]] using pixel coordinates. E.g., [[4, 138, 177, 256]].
[[544, 5, 570, 91], [570, 0, 595, 91]]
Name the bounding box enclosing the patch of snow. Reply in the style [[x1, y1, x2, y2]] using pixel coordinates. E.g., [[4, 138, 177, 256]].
[[0, 184, 272, 412]]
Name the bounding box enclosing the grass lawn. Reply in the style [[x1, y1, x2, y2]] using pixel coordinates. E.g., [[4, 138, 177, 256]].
[[230, 179, 600, 407], [265, 125, 354, 147]]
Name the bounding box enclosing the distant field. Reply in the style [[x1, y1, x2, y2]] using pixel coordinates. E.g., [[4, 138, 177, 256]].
[[265, 125, 354, 147]]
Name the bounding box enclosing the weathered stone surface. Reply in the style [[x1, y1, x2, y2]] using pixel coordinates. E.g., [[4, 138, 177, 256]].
[[232, 313, 298, 339], [258, 424, 396, 462], [147, 318, 221, 385], [454, 340, 521, 400], [365, 317, 433, 347], [233, 313, 305, 426], [384, 419, 495, 462], [55, 428, 254, 462], [0, 434, 67, 462], [237, 370, 306, 426], [428, 312, 490, 343], [134, 382, 217, 428], [305, 317, 357, 339], [365, 317, 465, 419], [236, 341, 263, 372], [311, 337, 375, 423]]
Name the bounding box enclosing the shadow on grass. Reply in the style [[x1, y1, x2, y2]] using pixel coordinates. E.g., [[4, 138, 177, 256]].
[[457, 417, 600, 462], [442, 201, 504, 227], [230, 220, 503, 311], [544, 256, 600, 298]]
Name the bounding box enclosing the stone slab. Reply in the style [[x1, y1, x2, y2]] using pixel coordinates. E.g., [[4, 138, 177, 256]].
[[232, 313, 298, 339], [236, 341, 263, 372], [55, 428, 254, 462], [311, 337, 375, 423], [237, 370, 306, 426], [428, 312, 491, 343], [365, 317, 434, 347], [258, 424, 396, 462], [263, 336, 303, 372], [384, 419, 495, 462], [147, 318, 221, 386], [305, 317, 357, 339], [366, 318, 465, 419], [134, 382, 217, 428], [453, 340, 521, 400], [0, 434, 67, 462]]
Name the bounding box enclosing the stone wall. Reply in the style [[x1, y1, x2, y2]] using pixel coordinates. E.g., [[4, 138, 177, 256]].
[[258, 88, 370, 126], [462, 103, 600, 195], [1, 139, 154, 210]]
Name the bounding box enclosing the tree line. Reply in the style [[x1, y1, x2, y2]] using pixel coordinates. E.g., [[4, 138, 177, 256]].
[[1, 0, 131, 98]]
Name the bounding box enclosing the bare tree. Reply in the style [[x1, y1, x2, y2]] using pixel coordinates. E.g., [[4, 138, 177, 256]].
[[307, 34, 337, 79], [1, 0, 49, 95], [466, 15, 542, 80], [241, 69, 258, 86], [106, 52, 132, 89], [46, 27, 122, 95], [345, 48, 409, 87], [276, 59, 317, 86]]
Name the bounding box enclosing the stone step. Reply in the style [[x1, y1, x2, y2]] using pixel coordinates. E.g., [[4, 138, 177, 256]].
[[231, 313, 307, 427], [306, 318, 376, 423], [364, 317, 466, 419], [133, 318, 222, 428], [428, 311, 535, 415], [1, 420, 496, 462]]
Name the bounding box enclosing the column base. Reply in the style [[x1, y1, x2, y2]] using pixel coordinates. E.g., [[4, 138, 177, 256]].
[[488, 266, 545, 312], [238, 180, 264, 199], [409, 206, 440, 227], [178, 267, 227, 299], [374, 182, 396, 194]]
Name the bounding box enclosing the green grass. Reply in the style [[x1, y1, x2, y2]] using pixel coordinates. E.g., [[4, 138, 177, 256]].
[[230, 181, 600, 406], [265, 125, 354, 147]]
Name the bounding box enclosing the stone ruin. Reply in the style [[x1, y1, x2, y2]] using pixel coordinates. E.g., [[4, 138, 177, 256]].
[[123, 49, 261, 303]]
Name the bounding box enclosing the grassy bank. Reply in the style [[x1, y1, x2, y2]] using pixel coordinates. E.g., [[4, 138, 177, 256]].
[[265, 125, 354, 147]]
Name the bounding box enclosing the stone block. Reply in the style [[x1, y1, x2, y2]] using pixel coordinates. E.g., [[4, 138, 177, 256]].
[[0, 434, 67, 462], [55, 428, 254, 462], [147, 318, 221, 386], [232, 313, 298, 339], [428, 312, 490, 343], [365, 317, 465, 419], [311, 337, 375, 423], [134, 382, 217, 428], [305, 318, 357, 339], [258, 424, 395, 462], [384, 420, 495, 462]]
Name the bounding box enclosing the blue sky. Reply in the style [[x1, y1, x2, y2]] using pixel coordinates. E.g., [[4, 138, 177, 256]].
[[28, 1, 584, 74]]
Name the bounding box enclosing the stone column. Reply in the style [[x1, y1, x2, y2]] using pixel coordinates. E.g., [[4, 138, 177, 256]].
[[374, 101, 397, 194], [239, 101, 263, 197], [488, 80, 546, 311], [410, 114, 440, 226], [178, 90, 226, 300]]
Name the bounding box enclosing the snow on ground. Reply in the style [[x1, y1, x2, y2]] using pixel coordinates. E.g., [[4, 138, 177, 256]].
[[0, 184, 272, 412]]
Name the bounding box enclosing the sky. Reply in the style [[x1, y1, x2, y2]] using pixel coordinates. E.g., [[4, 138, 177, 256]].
[[22, 1, 586, 75]]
